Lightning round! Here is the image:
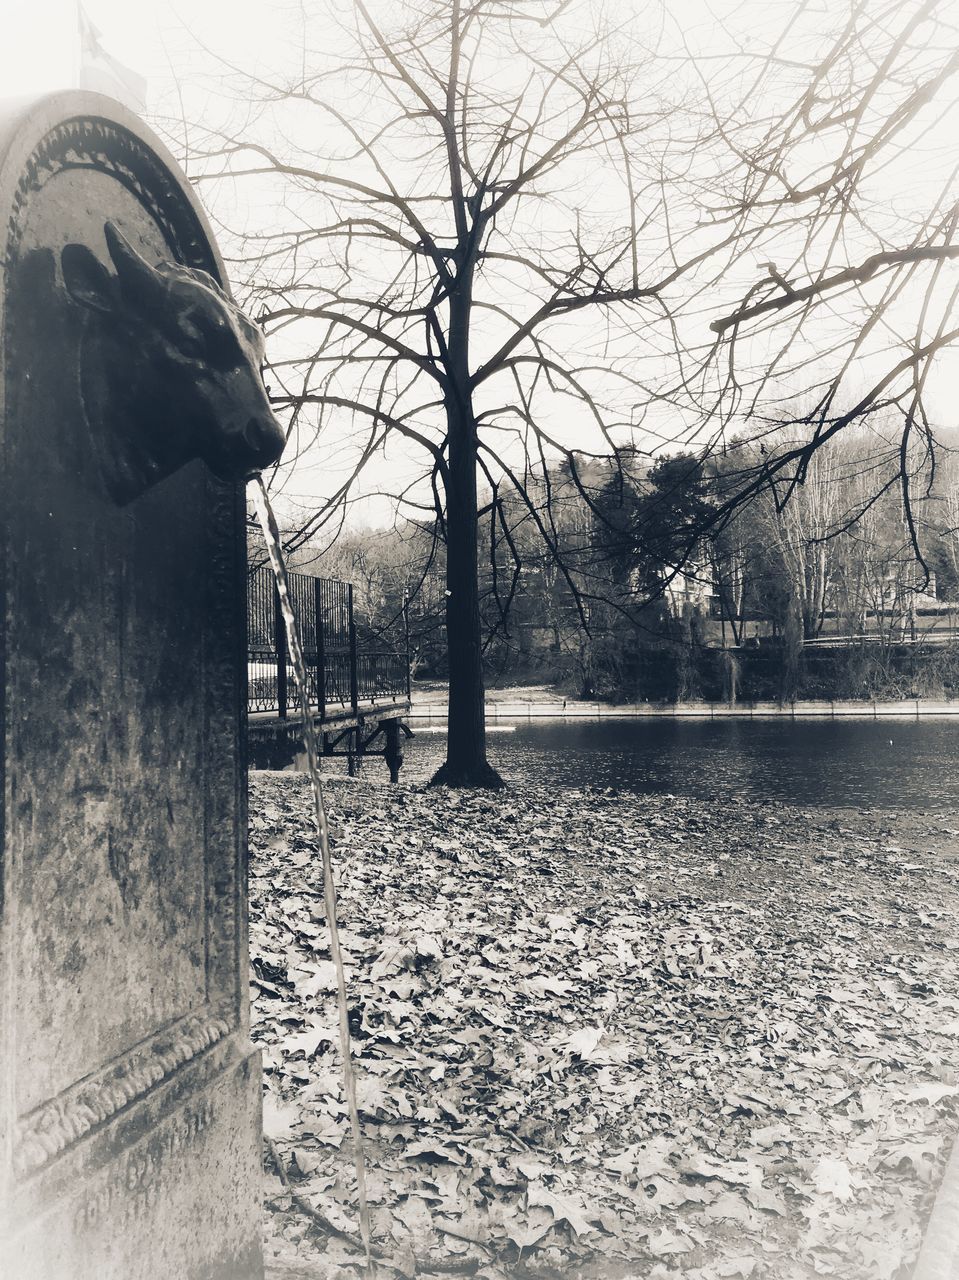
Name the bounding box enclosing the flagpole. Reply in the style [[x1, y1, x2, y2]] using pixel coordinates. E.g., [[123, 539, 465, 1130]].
[[75, 2, 83, 91], [73, 3, 148, 114]]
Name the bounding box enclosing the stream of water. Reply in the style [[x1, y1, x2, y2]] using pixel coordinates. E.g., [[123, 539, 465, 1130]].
[[251, 478, 372, 1264]]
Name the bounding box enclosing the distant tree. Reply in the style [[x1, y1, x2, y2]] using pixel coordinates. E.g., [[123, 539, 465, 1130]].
[[926, 443, 959, 601], [780, 596, 804, 705], [708, 492, 750, 648], [627, 455, 715, 599]]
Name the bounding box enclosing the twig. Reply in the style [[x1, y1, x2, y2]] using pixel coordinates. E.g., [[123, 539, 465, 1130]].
[[265, 1138, 482, 1276]]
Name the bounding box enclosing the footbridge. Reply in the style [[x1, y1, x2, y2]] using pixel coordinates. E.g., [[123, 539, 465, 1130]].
[[246, 564, 411, 778]]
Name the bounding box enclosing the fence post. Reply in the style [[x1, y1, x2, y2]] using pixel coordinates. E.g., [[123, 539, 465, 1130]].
[[314, 577, 326, 722], [274, 582, 287, 719], [348, 582, 358, 717], [403, 589, 412, 701]]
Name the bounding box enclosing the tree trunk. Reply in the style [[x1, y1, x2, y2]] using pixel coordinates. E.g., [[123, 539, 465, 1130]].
[[429, 273, 503, 788]]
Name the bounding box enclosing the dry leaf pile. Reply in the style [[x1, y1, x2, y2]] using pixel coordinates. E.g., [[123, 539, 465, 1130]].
[[250, 772, 959, 1279]]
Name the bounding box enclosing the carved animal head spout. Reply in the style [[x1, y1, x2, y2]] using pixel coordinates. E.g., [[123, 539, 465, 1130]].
[[60, 222, 287, 505]]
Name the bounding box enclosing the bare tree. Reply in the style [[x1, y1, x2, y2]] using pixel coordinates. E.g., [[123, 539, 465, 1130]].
[[161, 0, 959, 781], [770, 444, 843, 639], [168, 0, 729, 785]]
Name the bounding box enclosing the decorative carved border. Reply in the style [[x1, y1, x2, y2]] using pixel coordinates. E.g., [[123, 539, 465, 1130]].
[[6, 114, 216, 276], [13, 1006, 232, 1176]]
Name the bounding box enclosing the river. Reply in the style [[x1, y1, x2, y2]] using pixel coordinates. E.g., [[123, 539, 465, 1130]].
[[400, 716, 959, 810]]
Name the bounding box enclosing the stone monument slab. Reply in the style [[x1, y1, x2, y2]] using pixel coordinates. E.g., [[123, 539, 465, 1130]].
[[0, 92, 281, 1279]]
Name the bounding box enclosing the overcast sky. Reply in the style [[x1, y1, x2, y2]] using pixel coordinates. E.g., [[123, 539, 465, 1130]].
[[4, 1, 958, 533], [4, 0, 769, 94]]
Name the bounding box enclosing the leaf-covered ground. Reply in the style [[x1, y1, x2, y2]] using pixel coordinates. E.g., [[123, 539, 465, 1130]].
[[251, 772, 959, 1279]]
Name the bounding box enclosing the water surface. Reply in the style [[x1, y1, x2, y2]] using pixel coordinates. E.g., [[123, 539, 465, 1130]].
[[402, 717, 959, 810]]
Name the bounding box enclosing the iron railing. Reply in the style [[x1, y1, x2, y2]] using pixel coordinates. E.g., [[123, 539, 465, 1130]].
[[357, 651, 411, 702], [247, 565, 409, 718]]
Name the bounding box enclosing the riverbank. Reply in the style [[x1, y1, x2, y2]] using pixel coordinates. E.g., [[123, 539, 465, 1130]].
[[254, 773, 959, 1279], [410, 683, 959, 719]]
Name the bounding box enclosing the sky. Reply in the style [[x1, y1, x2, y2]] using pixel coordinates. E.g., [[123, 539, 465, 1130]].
[[3, 0, 757, 94], [3, 1, 958, 533], [2, 0, 267, 95]]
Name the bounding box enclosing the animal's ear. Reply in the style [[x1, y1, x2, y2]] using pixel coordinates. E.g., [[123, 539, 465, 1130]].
[[61, 243, 115, 313], [103, 221, 166, 309]]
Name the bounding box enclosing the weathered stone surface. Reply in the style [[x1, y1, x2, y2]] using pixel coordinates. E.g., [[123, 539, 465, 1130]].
[[0, 92, 268, 1279], [7, 1056, 262, 1280]]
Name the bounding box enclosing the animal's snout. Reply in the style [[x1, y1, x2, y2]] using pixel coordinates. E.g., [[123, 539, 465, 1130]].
[[203, 412, 286, 482], [244, 413, 287, 474]]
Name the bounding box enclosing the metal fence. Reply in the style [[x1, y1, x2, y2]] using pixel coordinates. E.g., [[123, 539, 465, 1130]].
[[247, 565, 409, 717]]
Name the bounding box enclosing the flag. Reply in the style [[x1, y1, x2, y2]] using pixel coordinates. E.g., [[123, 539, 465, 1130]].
[[77, 4, 147, 114]]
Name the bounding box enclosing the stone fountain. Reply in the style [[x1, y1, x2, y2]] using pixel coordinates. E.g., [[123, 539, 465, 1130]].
[[0, 92, 285, 1279]]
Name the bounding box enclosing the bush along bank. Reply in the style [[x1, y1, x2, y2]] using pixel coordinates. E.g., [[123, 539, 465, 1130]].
[[576, 640, 959, 706]]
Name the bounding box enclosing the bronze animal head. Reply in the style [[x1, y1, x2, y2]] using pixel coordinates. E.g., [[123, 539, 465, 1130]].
[[60, 222, 286, 504]]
